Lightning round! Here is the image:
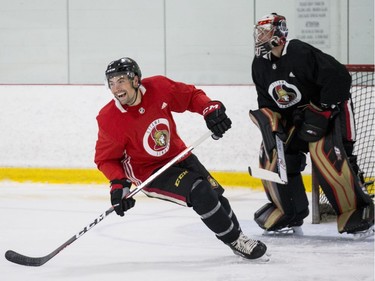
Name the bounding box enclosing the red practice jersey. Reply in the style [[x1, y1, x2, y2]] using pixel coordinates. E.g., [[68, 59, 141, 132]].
[[94, 75, 211, 186]]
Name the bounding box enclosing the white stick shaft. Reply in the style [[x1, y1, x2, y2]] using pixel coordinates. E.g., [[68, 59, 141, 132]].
[[127, 131, 213, 198], [275, 135, 288, 183]]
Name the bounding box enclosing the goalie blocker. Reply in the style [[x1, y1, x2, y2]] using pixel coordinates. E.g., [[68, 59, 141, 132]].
[[249, 108, 374, 234]]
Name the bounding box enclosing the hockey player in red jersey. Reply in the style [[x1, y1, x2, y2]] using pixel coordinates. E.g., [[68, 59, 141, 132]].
[[95, 57, 267, 259], [250, 13, 374, 235]]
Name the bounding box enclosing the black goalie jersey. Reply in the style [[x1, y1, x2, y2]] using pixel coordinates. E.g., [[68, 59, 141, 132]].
[[251, 39, 351, 120]]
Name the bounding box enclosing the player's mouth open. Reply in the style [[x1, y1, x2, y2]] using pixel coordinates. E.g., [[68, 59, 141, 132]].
[[117, 92, 127, 98]]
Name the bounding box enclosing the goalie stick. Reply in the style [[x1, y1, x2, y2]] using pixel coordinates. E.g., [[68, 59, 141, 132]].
[[275, 135, 288, 183], [248, 135, 288, 184], [5, 131, 213, 267], [248, 166, 285, 184]]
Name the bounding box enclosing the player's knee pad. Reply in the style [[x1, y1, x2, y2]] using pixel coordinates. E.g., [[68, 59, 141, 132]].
[[190, 180, 239, 243], [189, 179, 218, 212]]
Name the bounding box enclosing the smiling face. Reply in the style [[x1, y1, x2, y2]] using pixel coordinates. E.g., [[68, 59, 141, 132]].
[[108, 75, 140, 106]]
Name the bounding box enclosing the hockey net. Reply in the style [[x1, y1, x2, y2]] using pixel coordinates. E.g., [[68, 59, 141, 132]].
[[312, 64, 375, 223]]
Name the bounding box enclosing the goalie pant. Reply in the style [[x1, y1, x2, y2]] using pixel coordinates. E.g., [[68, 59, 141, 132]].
[[249, 107, 374, 234]]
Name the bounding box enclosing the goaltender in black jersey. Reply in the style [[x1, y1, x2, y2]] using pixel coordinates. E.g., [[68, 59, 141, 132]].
[[249, 13, 374, 235]]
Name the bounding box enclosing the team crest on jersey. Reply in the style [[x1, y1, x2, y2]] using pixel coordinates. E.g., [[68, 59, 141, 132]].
[[268, 80, 301, 108], [207, 176, 219, 188], [143, 118, 171, 157]]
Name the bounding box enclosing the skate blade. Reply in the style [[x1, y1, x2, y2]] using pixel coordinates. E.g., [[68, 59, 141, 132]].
[[258, 251, 271, 263], [232, 250, 271, 263], [263, 226, 304, 236], [238, 251, 271, 263], [256, 253, 271, 263]]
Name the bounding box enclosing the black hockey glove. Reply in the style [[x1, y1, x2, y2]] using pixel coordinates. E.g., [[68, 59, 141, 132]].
[[203, 101, 232, 139], [110, 178, 136, 217], [294, 103, 334, 142]]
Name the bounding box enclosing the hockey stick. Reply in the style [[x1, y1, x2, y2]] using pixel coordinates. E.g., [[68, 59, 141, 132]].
[[5, 131, 213, 267], [275, 135, 288, 183], [248, 136, 287, 184], [248, 129, 295, 184], [248, 166, 285, 184]]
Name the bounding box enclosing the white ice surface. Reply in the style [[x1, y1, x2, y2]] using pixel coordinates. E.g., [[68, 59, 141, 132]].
[[1, 182, 374, 281]]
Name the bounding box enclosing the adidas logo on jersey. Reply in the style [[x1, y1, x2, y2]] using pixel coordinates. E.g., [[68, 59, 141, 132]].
[[161, 102, 168, 109], [289, 72, 296, 77]]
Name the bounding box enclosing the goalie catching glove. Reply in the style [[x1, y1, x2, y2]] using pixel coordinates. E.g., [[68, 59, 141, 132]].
[[110, 178, 136, 216], [294, 103, 336, 142], [203, 101, 232, 139]]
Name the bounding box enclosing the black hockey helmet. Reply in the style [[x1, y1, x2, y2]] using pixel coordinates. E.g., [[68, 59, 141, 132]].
[[254, 13, 288, 57], [105, 57, 142, 84]]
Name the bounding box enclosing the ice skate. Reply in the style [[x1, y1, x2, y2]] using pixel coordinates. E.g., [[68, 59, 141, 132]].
[[352, 225, 374, 240], [342, 204, 374, 236], [263, 219, 304, 236], [227, 232, 267, 260], [263, 225, 304, 236]]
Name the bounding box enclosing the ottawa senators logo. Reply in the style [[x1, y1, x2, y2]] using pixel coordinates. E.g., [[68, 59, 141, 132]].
[[268, 80, 301, 108], [152, 128, 169, 150], [275, 85, 296, 104], [143, 118, 171, 157]]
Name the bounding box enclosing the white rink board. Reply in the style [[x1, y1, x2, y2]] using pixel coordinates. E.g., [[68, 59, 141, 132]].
[[0, 84, 263, 172]]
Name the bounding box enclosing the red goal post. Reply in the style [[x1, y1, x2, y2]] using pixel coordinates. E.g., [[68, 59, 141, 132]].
[[311, 64, 375, 224]]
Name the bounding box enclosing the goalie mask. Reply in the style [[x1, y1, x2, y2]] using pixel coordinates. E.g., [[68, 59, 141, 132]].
[[254, 13, 288, 57]]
